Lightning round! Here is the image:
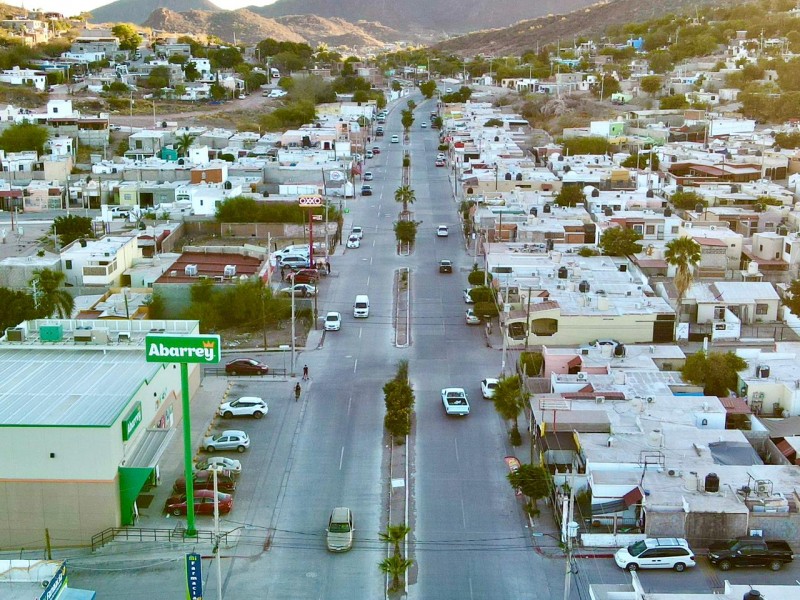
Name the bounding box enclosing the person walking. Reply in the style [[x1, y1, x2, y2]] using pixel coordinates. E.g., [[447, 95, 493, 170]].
[[294, 382, 301, 402], [302, 365, 309, 380]]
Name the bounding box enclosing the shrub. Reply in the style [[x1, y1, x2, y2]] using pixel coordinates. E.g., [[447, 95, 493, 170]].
[[474, 301, 499, 318], [519, 351, 543, 377], [467, 286, 494, 303], [468, 269, 491, 285]]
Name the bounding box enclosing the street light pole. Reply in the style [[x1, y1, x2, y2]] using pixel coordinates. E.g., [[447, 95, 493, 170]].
[[290, 272, 296, 376]]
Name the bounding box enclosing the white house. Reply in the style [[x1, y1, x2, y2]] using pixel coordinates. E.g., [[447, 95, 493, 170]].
[[60, 235, 141, 287], [175, 181, 242, 216], [0, 66, 46, 91]]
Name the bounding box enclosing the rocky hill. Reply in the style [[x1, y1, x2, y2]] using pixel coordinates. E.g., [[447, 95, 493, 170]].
[[89, 0, 219, 24]]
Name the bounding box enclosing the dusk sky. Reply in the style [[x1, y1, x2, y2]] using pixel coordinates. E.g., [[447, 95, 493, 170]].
[[10, 0, 276, 15]]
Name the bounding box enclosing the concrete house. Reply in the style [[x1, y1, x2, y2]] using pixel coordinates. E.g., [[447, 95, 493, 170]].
[[60, 235, 141, 287]]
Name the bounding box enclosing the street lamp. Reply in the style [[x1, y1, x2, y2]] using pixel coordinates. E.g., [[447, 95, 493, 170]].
[[289, 272, 296, 377]]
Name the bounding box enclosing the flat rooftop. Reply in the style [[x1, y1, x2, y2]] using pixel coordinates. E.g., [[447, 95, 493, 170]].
[[156, 250, 264, 284]]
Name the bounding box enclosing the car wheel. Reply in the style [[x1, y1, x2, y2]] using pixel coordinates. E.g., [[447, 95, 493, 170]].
[[223, 411, 233, 418], [626, 563, 638, 572], [172, 508, 182, 516], [230, 370, 238, 376], [237, 445, 246, 453], [206, 445, 216, 452], [253, 411, 263, 419], [717, 560, 731, 571], [770, 560, 783, 571], [673, 563, 686, 572]]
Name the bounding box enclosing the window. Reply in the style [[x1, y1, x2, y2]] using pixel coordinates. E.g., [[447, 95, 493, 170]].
[[714, 306, 725, 320], [646, 225, 655, 235], [65, 260, 72, 270], [632, 224, 644, 235], [756, 304, 768, 315], [671, 226, 679, 234], [53, 107, 58, 113]]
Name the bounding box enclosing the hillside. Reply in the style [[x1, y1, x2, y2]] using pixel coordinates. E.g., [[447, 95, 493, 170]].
[[89, 0, 219, 25], [250, 0, 599, 34], [433, 0, 751, 56]]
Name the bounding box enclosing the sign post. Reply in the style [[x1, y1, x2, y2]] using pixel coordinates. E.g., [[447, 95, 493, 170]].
[[146, 334, 221, 536]]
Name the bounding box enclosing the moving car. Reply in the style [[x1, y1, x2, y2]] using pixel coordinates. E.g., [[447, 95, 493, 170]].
[[351, 226, 364, 239], [371, 146, 381, 155], [361, 184, 373, 196], [481, 378, 499, 399], [391, 135, 400, 143], [437, 225, 449, 237], [375, 126, 384, 136], [165, 490, 232, 516], [363, 171, 373, 181], [202, 430, 250, 453], [279, 283, 317, 297], [346, 235, 361, 249], [324, 312, 342, 331], [614, 538, 696, 572], [225, 358, 268, 376], [465, 309, 481, 325], [420, 122, 428, 128], [173, 469, 236, 493], [195, 456, 242, 475], [365, 150, 373, 159], [441, 388, 470, 416], [708, 536, 794, 571], [326, 507, 354, 552], [218, 397, 268, 419], [439, 259, 453, 273], [463, 289, 474, 303]]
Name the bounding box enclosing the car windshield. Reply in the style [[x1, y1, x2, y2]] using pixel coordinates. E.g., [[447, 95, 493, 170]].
[[326, 316, 338, 322], [627, 540, 648, 556], [329, 522, 351, 533]]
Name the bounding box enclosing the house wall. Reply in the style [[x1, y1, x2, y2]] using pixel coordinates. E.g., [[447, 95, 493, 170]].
[[749, 511, 800, 543], [683, 511, 750, 548]]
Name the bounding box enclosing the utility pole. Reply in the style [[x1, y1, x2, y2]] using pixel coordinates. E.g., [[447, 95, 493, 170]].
[[563, 474, 578, 600], [213, 469, 222, 600], [290, 271, 296, 377]]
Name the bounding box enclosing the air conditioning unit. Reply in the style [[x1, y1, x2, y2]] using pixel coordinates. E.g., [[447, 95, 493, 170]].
[[5, 327, 24, 342], [577, 372, 587, 381], [118, 332, 131, 342], [595, 395, 606, 404], [223, 264, 237, 277], [756, 481, 770, 495], [667, 468, 682, 477], [185, 264, 198, 276], [74, 328, 93, 342]]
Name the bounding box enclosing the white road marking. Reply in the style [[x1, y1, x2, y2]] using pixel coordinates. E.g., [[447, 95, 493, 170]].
[[348, 395, 352, 415], [359, 328, 362, 339], [454, 437, 459, 462], [339, 446, 345, 470], [353, 359, 358, 373]]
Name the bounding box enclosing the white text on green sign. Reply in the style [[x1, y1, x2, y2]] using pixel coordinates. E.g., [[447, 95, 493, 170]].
[[145, 334, 221, 364]]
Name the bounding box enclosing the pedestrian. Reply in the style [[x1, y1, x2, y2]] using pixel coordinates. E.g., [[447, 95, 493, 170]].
[[294, 382, 301, 402], [325, 260, 331, 274], [303, 364, 309, 380]]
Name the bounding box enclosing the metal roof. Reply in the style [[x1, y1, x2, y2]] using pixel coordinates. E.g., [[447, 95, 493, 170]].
[[0, 349, 160, 426]]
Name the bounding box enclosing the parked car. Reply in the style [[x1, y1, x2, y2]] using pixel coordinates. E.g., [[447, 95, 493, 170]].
[[218, 397, 268, 419], [363, 171, 374, 181], [346, 235, 361, 249], [351, 226, 363, 239], [174, 469, 236, 493], [365, 150, 373, 159], [441, 388, 470, 416], [465, 309, 481, 325], [195, 456, 242, 475], [435, 159, 445, 167], [439, 259, 453, 273], [326, 506, 354, 552], [463, 289, 474, 303], [324, 311, 342, 331], [614, 538, 696, 572], [279, 255, 311, 269], [481, 378, 499, 399], [202, 430, 250, 453], [437, 225, 449, 237], [361, 184, 373, 196], [292, 269, 322, 284], [279, 283, 317, 297], [225, 358, 268, 376], [708, 536, 794, 571], [165, 490, 232, 516], [371, 146, 381, 155]]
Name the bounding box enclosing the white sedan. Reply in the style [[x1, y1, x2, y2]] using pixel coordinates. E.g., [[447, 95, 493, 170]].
[[441, 388, 470, 416], [279, 283, 317, 297], [465, 309, 481, 325], [437, 225, 449, 237], [463, 288, 474, 303], [481, 378, 499, 399], [346, 235, 361, 249], [195, 456, 242, 475], [324, 311, 342, 331]]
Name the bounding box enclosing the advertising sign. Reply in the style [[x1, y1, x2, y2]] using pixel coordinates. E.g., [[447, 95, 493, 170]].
[[298, 195, 323, 206], [122, 401, 142, 441], [40, 562, 67, 600], [145, 334, 221, 364], [185, 553, 203, 600]]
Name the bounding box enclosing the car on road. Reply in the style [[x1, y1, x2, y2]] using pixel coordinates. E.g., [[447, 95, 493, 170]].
[[324, 311, 342, 331], [421, 122, 428, 128], [346, 235, 361, 249], [292, 268, 322, 284], [365, 150, 373, 159], [435, 159, 445, 167], [165, 490, 232, 516], [351, 226, 363, 239], [225, 358, 268, 376], [463, 289, 474, 303], [363, 171, 373, 181], [202, 430, 250, 453], [279, 283, 317, 297], [173, 469, 236, 493], [361, 184, 373, 196], [441, 388, 470, 416], [391, 135, 400, 143], [465, 309, 481, 325], [481, 378, 499, 399], [437, 225, 449, 237], [326, 507, 354, 552], [614, 538, 696, 572], [375, 126, 384, 136], [437, 152, 446, 160], [371, 146, 381, 155], [439, 259, 453, 273], [218, 397, 268, 419], [707, 536, 794, 571], [445, 87, 453, 93], [195, 456, 242, 475]]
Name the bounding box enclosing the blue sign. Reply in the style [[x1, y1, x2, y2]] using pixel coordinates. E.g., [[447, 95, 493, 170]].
[[40, 562, 67, 600], [186, 553, 203, 600]]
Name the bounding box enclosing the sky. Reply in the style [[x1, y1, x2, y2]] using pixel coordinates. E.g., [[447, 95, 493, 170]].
[[9, 0, 274, 16]]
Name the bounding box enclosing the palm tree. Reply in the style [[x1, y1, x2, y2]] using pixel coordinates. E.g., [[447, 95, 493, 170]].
[[379, 554, 413, 591], [394, 185, 416, 213], [664, 237, 701, 316], [493, 375, 529, 444], [379, 524, 410, 557], [175, 133, 196, 157], [30, 269, 74, 318]]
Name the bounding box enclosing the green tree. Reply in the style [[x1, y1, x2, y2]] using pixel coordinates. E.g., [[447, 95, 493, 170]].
[[175, 133, 195, 157], [0, 122, 49, 155], [394, 185, 416, 213], [593, 74, 621, 98], [379, 524, 411, 557], [183, 62, 200, 82], [561, 136, 609, 155], [484, 118, 503, 127], [419, 79, 436, 98], [145, 66, 171, 90], [0, 287, 37, 331], [554, 185, 585, 208], [648, 50, 674, 74], [664, 236, 701, 310], [640, 75, 663, 96], [670, 190, 705, 210], [660, 94, 689, 109], [394, 220, 419, 245], [492, 375, 529, 444], [600, 226, 643, 256], [208, 47, 243, 69], [111, 23, 141, 53], [508, 464, 551, 508], [621, 150, 660, 171], [379, 554, 413, 591], [30, 269, 74, 318], [401, 108, 414, 132], [51, 214, 93, 246], [682, 351, 748, 397]]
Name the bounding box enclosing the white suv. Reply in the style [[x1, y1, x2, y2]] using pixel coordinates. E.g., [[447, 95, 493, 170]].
[[614, 538, 696, 572], [218, 397, 268, 419]]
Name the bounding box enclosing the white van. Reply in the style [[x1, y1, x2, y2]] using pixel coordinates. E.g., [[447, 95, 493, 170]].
[[353, 295, 370, 318], [277, 245, 310, 258]]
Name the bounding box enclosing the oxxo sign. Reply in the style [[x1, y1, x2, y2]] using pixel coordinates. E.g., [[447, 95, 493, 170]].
[[298, 195, 323, 206], [145, 334, 222, 364]]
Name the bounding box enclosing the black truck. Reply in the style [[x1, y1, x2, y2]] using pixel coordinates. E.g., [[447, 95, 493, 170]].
[[707, 536, 794, 571]]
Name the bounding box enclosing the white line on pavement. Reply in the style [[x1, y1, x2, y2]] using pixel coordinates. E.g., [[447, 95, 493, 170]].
[[339, 446, 345, 470]]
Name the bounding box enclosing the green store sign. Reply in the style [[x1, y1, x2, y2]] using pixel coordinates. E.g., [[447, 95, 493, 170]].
[[145, 334, 221, 364], [122, 402, 142, 441]]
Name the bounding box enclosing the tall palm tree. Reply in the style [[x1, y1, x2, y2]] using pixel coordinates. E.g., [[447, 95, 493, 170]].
[[30, 269, 74, 318], [664, 236, 701, 315], [493, 375, 529, 441], [394, 185, 416, 213], [175, 133, 196, 157], [378, 554, 413, 591], [379, 524, 411, 557]]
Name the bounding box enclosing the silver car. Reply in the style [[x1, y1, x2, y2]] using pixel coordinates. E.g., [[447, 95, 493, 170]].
[[202, 430, 250, 453]]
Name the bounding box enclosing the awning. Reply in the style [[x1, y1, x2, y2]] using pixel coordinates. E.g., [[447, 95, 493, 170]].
[[592, 487, 643, 515], [125, 428, 175, 468], [623, 487, 644, 507]]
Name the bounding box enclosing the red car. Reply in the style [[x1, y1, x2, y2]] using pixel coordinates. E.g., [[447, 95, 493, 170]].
[[435, 159, 445, 167], [165, 490, 233, 516], [371, 146, 381, 155], [292, 268, 322, 284], [225, 358, 268, 376], [173, 470, 236, 493]]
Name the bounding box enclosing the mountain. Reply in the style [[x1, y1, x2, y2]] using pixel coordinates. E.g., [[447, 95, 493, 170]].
[[89, 0, 220, 24], [142, 8, 404, 47], [249, 0, 600, 34], [433, 0, 751, 56]]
